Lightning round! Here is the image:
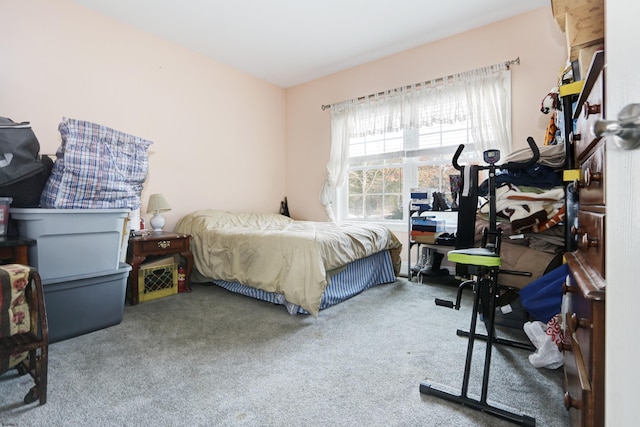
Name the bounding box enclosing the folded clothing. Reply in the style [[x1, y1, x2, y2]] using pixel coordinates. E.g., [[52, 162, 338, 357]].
[[503, 143, 566, 169], [479, 183, 564, 234], [479, 164, 563, 195]]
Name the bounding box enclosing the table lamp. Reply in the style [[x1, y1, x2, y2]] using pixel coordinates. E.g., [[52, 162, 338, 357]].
[[147, 193, 171, 231]]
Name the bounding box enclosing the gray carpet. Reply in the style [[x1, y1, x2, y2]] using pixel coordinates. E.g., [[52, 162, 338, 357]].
[[0, 278, 568, 426]]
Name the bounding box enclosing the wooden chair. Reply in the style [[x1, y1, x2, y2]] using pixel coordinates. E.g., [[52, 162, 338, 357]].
[[0, 264, 48, 404]]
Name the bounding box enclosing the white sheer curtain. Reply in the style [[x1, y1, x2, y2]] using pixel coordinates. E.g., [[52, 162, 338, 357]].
[[320, 63, 512, 221], [319, 100, 357, 221], [463, 64, 512, 156]]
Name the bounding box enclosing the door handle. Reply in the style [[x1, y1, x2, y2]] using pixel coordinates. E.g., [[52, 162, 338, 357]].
[[594, 103, 640, 150]]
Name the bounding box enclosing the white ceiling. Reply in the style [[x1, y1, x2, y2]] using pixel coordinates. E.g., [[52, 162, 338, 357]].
[[70, 0, 549, 88]]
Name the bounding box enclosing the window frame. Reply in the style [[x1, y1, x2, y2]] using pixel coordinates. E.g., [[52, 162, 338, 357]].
[[336, 122, 480, 232]]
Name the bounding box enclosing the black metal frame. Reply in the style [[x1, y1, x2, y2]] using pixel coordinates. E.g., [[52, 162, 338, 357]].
[[420, 138, 540, 426]]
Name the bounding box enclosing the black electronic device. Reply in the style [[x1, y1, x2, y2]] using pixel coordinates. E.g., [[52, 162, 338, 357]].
[[483, 149, 500, 165]]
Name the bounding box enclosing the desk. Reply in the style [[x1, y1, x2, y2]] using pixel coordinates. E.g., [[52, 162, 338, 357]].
[[126, 232, 193, 305], [0, 236, 35, 265]]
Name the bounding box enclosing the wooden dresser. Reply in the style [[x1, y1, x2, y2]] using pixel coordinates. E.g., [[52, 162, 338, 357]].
[[561, 50, 606, 426]]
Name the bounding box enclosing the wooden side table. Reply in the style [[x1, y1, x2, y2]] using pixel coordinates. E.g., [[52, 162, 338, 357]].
[[0, 236, 35, 265], [126, 231, 193, 305]]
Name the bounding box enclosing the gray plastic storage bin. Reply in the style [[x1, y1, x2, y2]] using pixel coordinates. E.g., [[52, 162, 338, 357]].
[[9, 208, 129, 280], [42, 263, 131, 343]]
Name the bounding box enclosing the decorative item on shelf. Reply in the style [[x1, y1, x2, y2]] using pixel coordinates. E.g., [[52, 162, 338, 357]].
[[146, 193, 171, 232], [431, 192, 449, 211], [279, 196, 290, 217]]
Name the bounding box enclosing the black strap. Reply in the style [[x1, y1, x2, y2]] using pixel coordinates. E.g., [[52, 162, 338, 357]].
[[455, 165, 478, 250]]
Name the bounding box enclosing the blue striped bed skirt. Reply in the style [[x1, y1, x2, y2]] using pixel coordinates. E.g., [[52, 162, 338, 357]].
[[212, 250, 397, 315]]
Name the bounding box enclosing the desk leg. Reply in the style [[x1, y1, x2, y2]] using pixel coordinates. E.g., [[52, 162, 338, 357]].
[[128, 254, 147, 305]]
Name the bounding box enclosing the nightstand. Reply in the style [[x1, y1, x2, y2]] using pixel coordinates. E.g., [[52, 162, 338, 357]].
[[126, 231, 193, 305]]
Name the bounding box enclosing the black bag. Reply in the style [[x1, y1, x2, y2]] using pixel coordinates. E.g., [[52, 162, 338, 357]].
[[0, 117, 53, 207]]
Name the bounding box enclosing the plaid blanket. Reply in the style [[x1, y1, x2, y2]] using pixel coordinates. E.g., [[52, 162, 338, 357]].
[[40, 117, 153, 209]]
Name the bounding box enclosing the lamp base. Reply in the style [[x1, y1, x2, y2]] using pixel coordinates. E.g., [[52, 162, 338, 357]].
[[149, 213, 166, 231]]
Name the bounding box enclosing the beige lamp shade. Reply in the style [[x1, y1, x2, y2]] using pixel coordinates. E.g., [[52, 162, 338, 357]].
[[146, 193, 171, 214], [147, 193, 171, 231]]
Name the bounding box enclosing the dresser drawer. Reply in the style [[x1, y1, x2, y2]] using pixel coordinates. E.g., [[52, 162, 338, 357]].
[[574, 211, 605, 277], [578, 142, 605, 206], [574, 70, 604, 162], [563, 337, 591, 426], [563, 273, 595, 379], [137, 236, 190, 253], [562, 333, 589, 425], [561, 276, 590, 425]]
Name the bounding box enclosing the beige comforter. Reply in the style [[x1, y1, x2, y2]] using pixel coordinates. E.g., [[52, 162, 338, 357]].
[[175, 210, 402, 316]]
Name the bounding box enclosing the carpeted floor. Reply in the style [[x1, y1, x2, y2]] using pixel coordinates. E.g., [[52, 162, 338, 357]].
[[0, 277, 568, 426]]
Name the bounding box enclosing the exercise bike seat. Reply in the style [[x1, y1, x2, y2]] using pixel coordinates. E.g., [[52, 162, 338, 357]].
[[447, 248, 501, 267]]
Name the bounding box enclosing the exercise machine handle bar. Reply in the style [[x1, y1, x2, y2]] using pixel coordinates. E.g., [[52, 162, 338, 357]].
[[451, 137, 540, 172]]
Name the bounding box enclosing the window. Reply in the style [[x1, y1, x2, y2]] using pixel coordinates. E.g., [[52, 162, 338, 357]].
[[321, 62, 512, 223], [347, 157, 404, 220], [338, 121, 479, 223]]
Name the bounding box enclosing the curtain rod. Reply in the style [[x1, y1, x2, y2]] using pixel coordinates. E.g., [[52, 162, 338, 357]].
[[320, 57, 520, 111]]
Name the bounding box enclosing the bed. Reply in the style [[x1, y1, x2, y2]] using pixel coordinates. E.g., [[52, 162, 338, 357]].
[[174, 210, 403, 316]]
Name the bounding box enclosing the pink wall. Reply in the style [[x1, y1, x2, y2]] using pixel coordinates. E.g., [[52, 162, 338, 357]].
[[0, 0, 287, 231], [1, 1, 565, 243], [285, 7, 566, 223]]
